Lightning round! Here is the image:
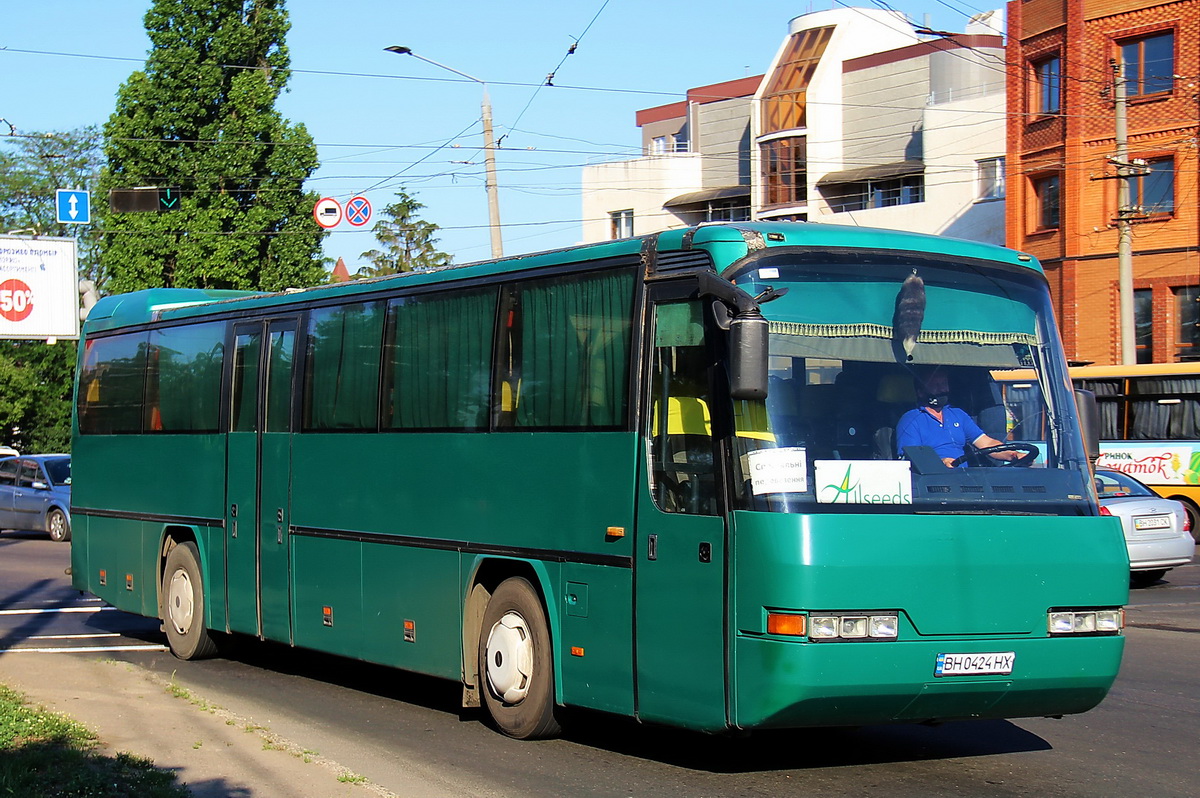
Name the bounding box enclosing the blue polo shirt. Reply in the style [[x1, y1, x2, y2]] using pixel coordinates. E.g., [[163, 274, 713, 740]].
[[896, 405, 985, 463]]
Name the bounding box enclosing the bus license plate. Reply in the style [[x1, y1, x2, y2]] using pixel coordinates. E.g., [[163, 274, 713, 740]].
[[1133, 515, 1171, 531], [935, 652, 1015, 677]]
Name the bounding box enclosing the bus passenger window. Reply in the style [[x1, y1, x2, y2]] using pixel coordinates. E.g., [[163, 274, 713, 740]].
[[649, 301, 717, 515]]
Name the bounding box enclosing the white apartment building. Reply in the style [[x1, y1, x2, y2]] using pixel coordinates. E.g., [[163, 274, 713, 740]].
[[581, 7, 1007, 245]]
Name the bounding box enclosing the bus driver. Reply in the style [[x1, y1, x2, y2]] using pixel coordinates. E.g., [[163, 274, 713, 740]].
[[896, 370, 1020, 468]]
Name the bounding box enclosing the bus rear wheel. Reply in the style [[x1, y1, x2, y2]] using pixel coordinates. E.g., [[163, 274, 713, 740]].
[[478, 577, 560, 739], [161, 542, 218, 660]]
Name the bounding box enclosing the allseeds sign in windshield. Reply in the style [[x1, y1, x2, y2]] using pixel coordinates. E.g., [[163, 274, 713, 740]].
[[814, 460, 913, 504]]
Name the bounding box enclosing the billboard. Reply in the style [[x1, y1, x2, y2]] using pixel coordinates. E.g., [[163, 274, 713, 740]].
[[0, 235, 81, 340]]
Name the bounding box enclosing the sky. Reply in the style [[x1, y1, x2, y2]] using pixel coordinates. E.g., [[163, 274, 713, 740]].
[[1, 0, 982, 272]]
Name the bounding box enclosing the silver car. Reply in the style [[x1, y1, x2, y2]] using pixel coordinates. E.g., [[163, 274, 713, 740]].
[[1095, 468, 1195, 587]]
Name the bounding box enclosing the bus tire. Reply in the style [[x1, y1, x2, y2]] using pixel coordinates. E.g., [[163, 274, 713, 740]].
[[161, 542, 218, 660], [478, 577, 560, 739], [46, 508, 70, 543]]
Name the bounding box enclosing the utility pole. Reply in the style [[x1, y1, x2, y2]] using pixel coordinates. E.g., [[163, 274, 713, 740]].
[[1113, 58, 1137, 365], [386, 46, 503, 258]]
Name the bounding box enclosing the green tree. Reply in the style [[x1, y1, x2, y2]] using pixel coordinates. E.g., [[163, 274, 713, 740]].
[[357, 191, 452, 277], [0, 126, 104, 283], [97, 0, 325, 293], [0, 340, 75, 452], [0, 128, 103, 451]]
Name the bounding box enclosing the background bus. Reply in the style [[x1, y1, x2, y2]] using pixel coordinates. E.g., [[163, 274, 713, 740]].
[[72, 222, 1128, 740], [998, 363, 1200, 542]]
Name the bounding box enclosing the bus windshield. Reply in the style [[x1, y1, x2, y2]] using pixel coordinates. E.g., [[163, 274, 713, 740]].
[[723, 248, 1093, 515]]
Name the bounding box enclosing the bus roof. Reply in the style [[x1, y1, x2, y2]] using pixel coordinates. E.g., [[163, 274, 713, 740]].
[[83, 221, 1043, 333]]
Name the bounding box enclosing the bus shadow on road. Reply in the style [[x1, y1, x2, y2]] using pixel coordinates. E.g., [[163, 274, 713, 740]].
[[556, 711, 1052, 772], [162, 635, 1052, 771]]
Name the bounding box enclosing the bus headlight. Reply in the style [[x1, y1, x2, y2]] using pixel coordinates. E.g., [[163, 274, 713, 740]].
[[1048, 608, 1123, 636], [808, 613, 899, 641], [810, 616, 840, 639]]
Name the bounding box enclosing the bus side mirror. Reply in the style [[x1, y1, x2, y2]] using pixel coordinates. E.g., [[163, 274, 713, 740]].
[[730, 311, 768, 400], [1074, 388, 1099, 464]]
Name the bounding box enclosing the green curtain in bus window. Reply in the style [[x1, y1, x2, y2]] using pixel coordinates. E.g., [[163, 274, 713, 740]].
[[513, 269, 634, 429], [231, 332, 260, 432], [305, 303, 384, 430], [78, 332, 149, 434], [385, 288, 494, 429], [149, 322, 225, 432], [265, 330, 294, 433]]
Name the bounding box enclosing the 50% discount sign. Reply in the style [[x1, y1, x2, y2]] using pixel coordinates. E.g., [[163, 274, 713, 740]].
[[0, 279, 35, 322]]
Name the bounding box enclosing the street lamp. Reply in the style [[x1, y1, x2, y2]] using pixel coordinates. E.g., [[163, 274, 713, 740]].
[[386, 45, 503, 258]]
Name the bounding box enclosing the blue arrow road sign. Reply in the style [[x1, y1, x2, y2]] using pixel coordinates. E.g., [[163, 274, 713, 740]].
[[56, 190, 91, 225]]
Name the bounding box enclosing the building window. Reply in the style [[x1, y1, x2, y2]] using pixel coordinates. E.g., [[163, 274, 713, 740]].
[[650, 136, 667, 155], [977, 157, 1005, 200], [761, 26, 835, 134], [1175, 286, 1200, 360], [1032, 174, 1060, 230], [1134, 288, 1153, 364], [822, 176, 924, 213], [708, 199, 750, 222], [1136, 157, 1174, 215], [1032, 55, 1061, 114], [1121, 31, 1174, 97], [610, 209, 634, 239], [762, 136, 807, 207]]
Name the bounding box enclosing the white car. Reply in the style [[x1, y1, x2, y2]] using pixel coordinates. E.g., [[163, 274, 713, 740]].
[[1095, 469, 1196, 587]]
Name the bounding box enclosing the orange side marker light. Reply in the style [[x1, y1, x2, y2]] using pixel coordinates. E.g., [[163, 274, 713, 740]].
[[767, 612, 806, 637]]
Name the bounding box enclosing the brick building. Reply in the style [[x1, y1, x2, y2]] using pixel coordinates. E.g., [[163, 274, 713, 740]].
[[1007, 0, 1200, 364]]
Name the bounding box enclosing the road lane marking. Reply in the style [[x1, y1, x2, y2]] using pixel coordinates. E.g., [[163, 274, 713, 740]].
[[0, 606, 117, 615], [0, 645, 168, 653], [29, 633, 123, 640]]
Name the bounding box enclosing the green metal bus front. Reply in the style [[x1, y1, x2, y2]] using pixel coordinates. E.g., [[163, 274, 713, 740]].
[[729, 510, 1128, 729]]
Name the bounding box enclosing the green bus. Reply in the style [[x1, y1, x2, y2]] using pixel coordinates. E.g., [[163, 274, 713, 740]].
[[71, 221, 1128, 739]]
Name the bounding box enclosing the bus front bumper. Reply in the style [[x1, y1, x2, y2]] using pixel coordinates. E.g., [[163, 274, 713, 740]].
[[732, 633, 1124, 730]]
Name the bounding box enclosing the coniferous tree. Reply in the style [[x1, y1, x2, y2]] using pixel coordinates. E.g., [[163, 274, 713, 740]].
[[357, 191, 452, 276], [97, 0, 325, 293]]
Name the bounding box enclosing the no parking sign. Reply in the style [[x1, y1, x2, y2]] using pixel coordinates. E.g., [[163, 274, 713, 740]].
[[346, 196, 372, 227]]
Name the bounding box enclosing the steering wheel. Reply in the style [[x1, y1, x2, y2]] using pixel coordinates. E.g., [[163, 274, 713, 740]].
[[950, 442, 1039, 468]]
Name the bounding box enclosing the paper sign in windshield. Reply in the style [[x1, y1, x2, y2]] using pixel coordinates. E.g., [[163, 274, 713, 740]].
[[748, 447, 808, 495], [814, 460, 913, 504]]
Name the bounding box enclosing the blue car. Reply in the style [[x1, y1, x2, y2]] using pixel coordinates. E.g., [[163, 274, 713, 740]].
[[0, 455, 71, 542]]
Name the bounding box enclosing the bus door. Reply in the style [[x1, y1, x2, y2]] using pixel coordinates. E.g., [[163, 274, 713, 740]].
[[226, 318, 297, 642], [634, 290, 728, 730]]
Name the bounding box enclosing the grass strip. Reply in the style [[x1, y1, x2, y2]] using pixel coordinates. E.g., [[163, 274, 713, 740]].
[[0, 683, 188, 797]]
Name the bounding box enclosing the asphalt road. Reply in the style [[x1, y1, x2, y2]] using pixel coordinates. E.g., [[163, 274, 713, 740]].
[[1, 531, 1196, 797]]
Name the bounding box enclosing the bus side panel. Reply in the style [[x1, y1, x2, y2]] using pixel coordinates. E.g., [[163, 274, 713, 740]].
[[291, 535, 364, 657], [360, 543, 462, 680], [72, 435, 227, 523], [70, 515, 154, 617], [289, 431, 637, 707], [559, 562, 634, 715]]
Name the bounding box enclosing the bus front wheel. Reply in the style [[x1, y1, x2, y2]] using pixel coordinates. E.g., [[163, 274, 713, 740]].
[[161, 542, 218, 660], [478, 577, 560, 739]]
